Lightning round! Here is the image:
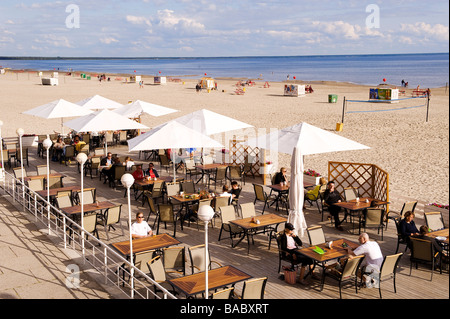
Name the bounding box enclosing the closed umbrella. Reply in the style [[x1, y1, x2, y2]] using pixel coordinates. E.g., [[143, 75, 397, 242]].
[[244, 122, 370, 236]]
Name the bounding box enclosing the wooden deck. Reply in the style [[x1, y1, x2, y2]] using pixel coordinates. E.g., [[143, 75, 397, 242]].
[[7, 143, 448, 300]]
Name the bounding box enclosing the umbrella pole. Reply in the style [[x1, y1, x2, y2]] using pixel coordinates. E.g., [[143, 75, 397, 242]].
[[173, 149, 177, 183]]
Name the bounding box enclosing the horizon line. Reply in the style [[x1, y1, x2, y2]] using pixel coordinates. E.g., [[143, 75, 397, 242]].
[[0, 52, 448, 60]]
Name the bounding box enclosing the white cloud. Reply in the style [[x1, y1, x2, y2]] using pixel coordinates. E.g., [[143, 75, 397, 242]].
[[100, 37, 119, 44], [312, 21, 361, 40], [34, 34, 73, 48], [400, 22, 449, 41], [126, 15, 152, 26]]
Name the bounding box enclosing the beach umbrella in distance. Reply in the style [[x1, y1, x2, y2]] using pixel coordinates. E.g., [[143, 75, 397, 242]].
[[22, 99, 94, 135], [128, 121, 224, 182], [64, 109, 149, 154], [114, 100, 178, 118], [76, 94, 123, 110], [243, 122, 370, 236]]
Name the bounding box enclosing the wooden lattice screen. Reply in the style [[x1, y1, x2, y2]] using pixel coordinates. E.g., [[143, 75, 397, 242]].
[[328, 161, 389, 212], [229, 140, 262, 176]]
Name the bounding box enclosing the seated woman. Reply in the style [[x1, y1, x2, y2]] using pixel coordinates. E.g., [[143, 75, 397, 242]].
[[280, 223, 319, 285], [52, 137, 65, 162], [399, 211, 420, 248], [303, 177, 327, 209], [123, 156, 135, 171]]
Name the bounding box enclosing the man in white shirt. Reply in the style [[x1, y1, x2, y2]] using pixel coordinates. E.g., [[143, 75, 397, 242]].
[[131, 212, 153, 239], [346, 232, 383, 286]]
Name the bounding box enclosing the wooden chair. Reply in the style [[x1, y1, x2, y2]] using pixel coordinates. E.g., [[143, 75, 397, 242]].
[[146, 256, 177, 296], [409, 237, 441, 281], [306, 225, 326, 246], [36, 165, 47, 176], [187, 244, 222, 274], [156, 203, 181, 237], [424, 212, 445, 231], [229, 165, 244, 185], [62, 145, 75, 165], [208, 167, 227, 189], [86, 156, 101, 178], [235, 277, 267, 299], [26, 178, 44, 192], [253, 183, 269, 214], [162, 246, 186, 277], [275, 232, 299, 273], [386, 201, 417, 229], [393, 217, 409, 254], [375, 253, 403, 299], [323, 255, 364, 299], [360, 208, 385, 240], [218, 205, 243, 247], [212, 287, 234, 299]]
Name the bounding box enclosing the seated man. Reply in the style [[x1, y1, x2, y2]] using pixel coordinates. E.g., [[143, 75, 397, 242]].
[[280, 223, 318, 285], [345, 233, 383, 286], [144, 162, 159, 179], [101, 152, 114, 166], [274, 167, 288, 185], [323, 180, 344, 231], [132, 164, 145, 181]]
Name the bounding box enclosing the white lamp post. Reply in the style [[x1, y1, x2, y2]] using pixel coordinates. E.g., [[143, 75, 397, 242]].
[[121, 173, 135, 298], [197, 205, 215, 299], [76, 152, 88, 258], [43, 136, 53, 234], [16, 128, 25, 207]]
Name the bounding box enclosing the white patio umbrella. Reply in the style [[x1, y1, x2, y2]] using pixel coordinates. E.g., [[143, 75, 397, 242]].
[[22, 99, 94, 135], [163, 108, 253, 162], [64, 109, 149, 154], [167, 108, 253, 136], [244, 122, 370, 236], [114, 100, 178, 118], [76, 94, 123, 110], [128, 121, 224, 182]]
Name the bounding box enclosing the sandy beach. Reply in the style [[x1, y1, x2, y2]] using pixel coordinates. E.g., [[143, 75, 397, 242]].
[[0, 70, 448, 205]]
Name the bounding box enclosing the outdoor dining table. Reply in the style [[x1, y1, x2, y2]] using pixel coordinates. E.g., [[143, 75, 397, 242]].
[[167, 265, 252, 298], [333, 198, 389, 234], [194, 163, 230, 184], [229, 213, 287, 254], [169, 193, 202, 227], [60, 200, 116, 220], [296, 238, 359, 290], [111, 233, 181, 258], [35, 185, 81, 205], [267, 181, 315, 211]]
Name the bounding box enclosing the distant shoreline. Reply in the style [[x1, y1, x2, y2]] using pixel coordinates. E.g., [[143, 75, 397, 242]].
[[0, 52, 447, 60]]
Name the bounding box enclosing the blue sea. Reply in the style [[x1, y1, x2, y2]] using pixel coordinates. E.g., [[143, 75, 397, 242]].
[[1, 53, 448, 88]]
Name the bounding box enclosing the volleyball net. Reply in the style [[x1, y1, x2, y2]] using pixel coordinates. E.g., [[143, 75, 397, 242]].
[[340, 95, 430, 123]]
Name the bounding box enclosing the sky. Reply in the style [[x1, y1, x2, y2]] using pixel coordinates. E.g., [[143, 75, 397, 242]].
[[0, 0, 449, 57]]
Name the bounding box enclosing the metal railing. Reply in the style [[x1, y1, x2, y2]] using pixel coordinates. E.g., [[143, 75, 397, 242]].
[[1, 170, 177, 299]]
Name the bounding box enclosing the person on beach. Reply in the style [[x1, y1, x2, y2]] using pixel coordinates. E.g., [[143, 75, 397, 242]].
[[323, 180, 344, 231], [131, 211, 153, 239]]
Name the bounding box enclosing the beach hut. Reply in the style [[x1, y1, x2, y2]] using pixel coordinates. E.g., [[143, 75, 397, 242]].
[[198, 77, 215, 90], [284, 84, 305, 97], [369, 88, 399, 103], [130, 75, 141, 83], [154, 76, 167, 85]]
